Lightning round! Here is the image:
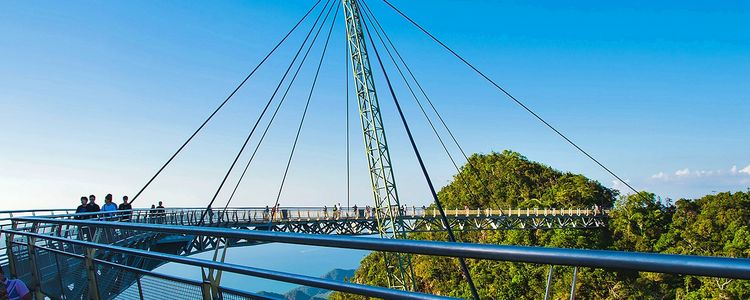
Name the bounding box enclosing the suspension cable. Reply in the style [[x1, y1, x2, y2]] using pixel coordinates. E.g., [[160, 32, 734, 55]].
[[381, 0, 641, 195], [359, 6, 480, 300], [219, 1, 340, 214], [198, 0, 335, 225], [130, 0, 323, 204], [359, 0, 497, 208], [270, 4, 340, 222], [359, 4, 491, 209]]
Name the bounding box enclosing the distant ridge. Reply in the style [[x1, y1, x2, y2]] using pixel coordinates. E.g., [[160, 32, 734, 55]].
[[258, 268, 356, 300]]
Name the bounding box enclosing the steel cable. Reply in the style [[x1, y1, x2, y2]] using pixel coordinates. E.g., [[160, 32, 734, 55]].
[[381, 0, 641, 196], [130, 0, 323, 204], [269, 3, 341, 223], [359, 5, 481, 300], [198, 0, 335, 225], [218, 1, 340, 215]]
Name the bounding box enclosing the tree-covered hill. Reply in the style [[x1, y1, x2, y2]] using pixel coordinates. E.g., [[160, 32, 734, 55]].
[[331, 150, 750, 299]]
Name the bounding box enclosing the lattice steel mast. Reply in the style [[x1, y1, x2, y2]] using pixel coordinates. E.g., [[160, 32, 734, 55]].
[[341, 0, 415, 291]]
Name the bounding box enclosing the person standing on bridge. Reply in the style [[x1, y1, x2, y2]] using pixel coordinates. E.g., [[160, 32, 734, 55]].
[[156, 201, 166, 222], [149, 205, 156, 222], [75, 196, 88, 220], [1, 263, 32, 300], [85, 195, 100, 219], [102, 194, 118, 218], [118, 196, 132, 221]]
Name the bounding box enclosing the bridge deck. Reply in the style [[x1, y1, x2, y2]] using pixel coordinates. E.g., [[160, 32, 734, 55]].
[[0, 207, 606, 300]]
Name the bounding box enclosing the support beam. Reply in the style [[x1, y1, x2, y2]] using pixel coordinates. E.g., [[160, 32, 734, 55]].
[[84, 247, 101, 300], [570, 267, 578, 300], [544, 265, 554, 300], [341, 0, 415, 290]]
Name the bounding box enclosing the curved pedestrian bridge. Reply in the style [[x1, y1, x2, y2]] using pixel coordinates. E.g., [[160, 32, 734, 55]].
[[2, 207, 748, 300]]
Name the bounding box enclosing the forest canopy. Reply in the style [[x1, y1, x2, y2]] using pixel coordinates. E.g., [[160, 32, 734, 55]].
[[331, 150, 750, 299]]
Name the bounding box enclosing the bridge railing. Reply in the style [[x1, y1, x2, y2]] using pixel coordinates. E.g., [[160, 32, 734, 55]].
[[4, 217, 749, 300], [0, 209, 76, 266], [2, 206, 607, 265], [17, 206, 607, 225]]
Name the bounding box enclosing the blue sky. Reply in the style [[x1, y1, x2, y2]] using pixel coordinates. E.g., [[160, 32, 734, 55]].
[[1, 1, 748, 210]]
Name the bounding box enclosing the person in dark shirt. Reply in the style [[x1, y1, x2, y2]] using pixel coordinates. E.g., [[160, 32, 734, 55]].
[[75, 196, 88, 220], [156, 201, 165, 215], [149, 204, 156, 223], [85, 194, 100, 219], [118, 196, 132, 221], [156, 201, 166, 222]]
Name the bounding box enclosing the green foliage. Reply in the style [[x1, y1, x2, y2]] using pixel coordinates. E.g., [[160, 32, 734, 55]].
[[331, 150, 750, 299]]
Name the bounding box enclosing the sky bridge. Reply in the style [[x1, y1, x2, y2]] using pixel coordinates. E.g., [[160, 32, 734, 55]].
[[2, 0, 748, 299], [2, 208, 750, 300]]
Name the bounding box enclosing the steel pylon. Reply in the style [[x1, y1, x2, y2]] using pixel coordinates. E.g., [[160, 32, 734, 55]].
[[341, 0, 416, 291]]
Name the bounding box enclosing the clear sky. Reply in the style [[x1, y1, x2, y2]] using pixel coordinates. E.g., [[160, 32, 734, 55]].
[[1, 1, 748, 211]]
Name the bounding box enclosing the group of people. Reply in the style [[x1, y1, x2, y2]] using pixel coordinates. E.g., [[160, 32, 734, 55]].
[[321, 204, 427, 219], [74, 194, 165, 220], [322, 203, 376, 219]]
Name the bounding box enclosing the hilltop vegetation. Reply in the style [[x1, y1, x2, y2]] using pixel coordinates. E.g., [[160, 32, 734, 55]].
[[330, 150, 750, 299]]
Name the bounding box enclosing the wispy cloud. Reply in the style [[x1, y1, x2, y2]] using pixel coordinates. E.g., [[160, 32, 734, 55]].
[[636, 164, 750, 199], [650, 165, 750, 181]]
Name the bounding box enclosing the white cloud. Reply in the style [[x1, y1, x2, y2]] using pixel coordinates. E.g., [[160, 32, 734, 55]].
[[640, 165, 750, 199], [649, 165, 750, 183], [675, 168, 691, 176]]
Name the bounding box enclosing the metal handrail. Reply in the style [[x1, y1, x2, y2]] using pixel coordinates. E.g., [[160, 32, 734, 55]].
[[39, 245, 279, 300], [4, 229, 453, 300], [18, 206, 608, 222], [9, 217, 750, 280]]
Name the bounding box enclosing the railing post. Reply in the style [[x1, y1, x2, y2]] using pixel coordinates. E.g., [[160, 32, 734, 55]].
[[6, 220, 18, 278], [136, 277, 145, 300], [26, 223, 45, 300], [201, 280, 213, 300], [84, 247, 101, 300], [569, 267, 578, 300], [544, 265, 554, 300]]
